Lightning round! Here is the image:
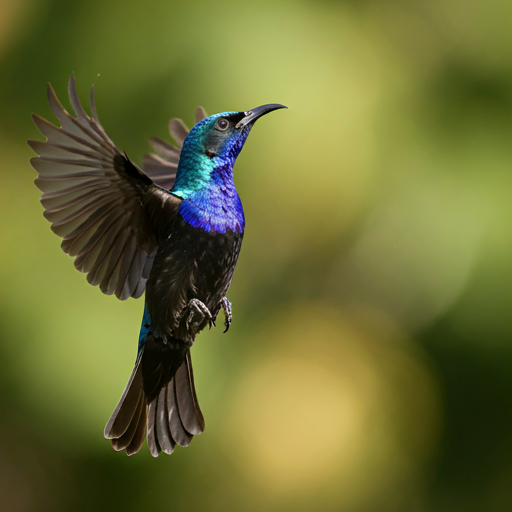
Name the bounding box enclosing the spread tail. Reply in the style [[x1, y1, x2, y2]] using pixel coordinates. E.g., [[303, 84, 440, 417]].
[[104, 349, 205, 456]]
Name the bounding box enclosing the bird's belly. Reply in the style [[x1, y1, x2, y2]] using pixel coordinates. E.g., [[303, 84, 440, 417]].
[[145, 219, 243, 340]]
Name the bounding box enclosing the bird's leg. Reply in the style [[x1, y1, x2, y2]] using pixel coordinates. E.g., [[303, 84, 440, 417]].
[[186, 299, 212, 331], [221, 297, 232, 333]]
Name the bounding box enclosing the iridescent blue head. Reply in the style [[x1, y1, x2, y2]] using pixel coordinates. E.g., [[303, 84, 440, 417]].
[[171, 104, 287, 233]]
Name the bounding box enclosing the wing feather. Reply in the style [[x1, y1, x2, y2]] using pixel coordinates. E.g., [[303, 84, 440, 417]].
[[194, 106, 208, 124], [168, 118, 189, 148], [141, 107, 208, 191], [29, 75, 181, 299]]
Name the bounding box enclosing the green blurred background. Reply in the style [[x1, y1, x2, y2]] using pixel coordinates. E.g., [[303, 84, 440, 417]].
[[1, 0, 511, 510]]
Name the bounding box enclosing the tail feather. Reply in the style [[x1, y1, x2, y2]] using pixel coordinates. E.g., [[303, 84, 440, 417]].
[[156, 386, 176, 454], [104, 358, 143, 439], [167, 376, 193, 447], [126, 402, 147, 456], [146, 399, 161, 457], [175, 351, 205, 435], [104, 348, 205, 456], [111, 391, 144, 452]]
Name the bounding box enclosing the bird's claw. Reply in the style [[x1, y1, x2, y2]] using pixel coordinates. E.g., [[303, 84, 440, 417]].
[[186, 299, 212, 331], [221, 297, 232, 333]]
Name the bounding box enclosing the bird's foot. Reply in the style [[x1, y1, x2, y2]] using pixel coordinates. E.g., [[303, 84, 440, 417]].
[[186, 299, 212, 331], [221, 297, 232, 333]]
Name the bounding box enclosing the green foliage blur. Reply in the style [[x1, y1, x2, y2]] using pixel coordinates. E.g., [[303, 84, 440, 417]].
[[1, 0, 511, 511]]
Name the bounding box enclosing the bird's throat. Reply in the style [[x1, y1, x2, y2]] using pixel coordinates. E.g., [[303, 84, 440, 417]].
[[172, 144, 246, 234], [177, 174, 245, 233]]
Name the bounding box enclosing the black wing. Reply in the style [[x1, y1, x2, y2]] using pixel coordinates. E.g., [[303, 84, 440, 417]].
[[29, 75, 181, 300], [141, 106, 208, 191]]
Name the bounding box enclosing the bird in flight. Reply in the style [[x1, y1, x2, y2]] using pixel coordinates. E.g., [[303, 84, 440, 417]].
[[28, 75, 286, 456]]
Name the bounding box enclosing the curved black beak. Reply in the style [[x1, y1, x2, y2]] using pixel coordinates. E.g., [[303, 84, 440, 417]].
[[236, 103, 288, 128]]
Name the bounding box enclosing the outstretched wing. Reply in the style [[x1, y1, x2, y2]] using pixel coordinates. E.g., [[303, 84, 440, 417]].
[[142, 106, 208, 191], [29, 75, 181, 300]]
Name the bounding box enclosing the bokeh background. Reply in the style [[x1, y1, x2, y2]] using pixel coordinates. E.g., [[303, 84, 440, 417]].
[[1, 0, 511, 511]]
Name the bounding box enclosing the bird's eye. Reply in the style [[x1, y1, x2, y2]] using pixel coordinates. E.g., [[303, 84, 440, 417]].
[[216, 118, 229, 131]]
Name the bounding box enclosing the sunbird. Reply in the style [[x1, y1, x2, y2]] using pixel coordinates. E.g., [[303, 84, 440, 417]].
[[28, 75, 286, 456]]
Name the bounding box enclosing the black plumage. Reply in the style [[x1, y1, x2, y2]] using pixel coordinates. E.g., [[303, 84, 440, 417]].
[[29, 75, 286, 456]]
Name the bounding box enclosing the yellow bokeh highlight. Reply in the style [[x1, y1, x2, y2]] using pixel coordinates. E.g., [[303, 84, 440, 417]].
[[222, 304, 441, 509]]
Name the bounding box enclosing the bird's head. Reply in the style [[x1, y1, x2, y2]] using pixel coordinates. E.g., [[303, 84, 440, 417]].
[[172, 104, 287, 198], [171, 104, 287, 230], [186, 104, 288, 161]]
